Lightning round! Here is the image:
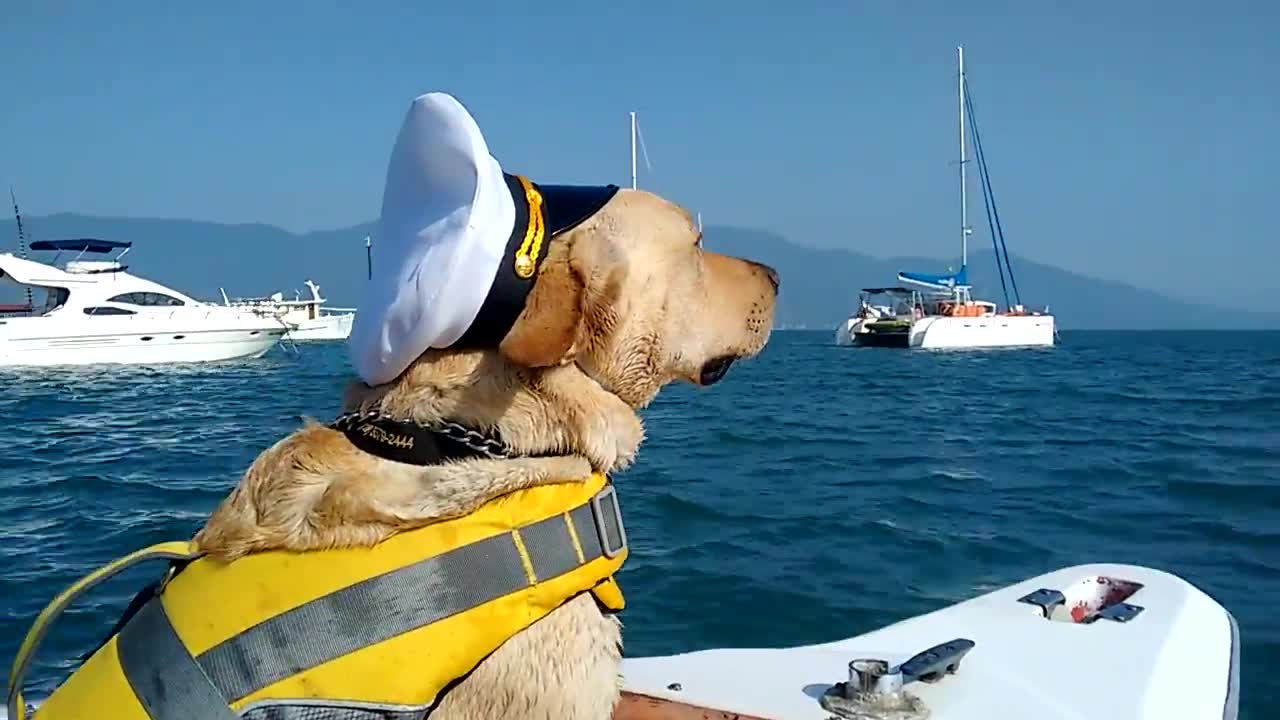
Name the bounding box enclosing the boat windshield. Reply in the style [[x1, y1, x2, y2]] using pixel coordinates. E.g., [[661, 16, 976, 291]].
[[43, 287, 70, 314], [0, 283, 68, 317]]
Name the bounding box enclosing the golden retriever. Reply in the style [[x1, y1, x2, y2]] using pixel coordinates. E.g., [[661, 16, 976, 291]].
[[192, 187, 779, 719]]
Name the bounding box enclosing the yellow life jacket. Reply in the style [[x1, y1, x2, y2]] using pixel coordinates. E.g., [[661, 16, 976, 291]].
[[7, 473, 627, 720]]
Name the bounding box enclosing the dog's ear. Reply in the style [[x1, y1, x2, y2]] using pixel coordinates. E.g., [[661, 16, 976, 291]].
[[499, 251, 586, 367]]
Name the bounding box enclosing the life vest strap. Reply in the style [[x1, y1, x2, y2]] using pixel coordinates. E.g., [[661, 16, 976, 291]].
[[6, 541, 203, 720], [117, 599, 239, 720]]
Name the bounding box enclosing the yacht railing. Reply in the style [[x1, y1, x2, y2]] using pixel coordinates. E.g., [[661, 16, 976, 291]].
[[2, 307, 291, 324]]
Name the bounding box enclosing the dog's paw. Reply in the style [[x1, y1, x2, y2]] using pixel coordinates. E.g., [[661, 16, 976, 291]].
[[571, 399, 643, 472], [605, 409, 644, 470]]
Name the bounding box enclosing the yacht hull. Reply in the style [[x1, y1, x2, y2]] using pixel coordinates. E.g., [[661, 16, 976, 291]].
[[910, 314, 1055, 349], [0, 326, 287, 367], [285, 313, 354, 342]]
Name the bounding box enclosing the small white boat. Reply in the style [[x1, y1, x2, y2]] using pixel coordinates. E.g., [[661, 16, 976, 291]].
[[0, 239, 288, 367], [4, 564, 1237, 719], [220, 279, 355, 342], [836, 47, 1056, 350], [619, 564, 1238, 719]]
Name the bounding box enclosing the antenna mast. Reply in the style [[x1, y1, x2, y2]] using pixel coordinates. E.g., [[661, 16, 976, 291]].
[[9, 187, 33, 308], [629, 111, 638, 190], [364, 235, 372, 280]]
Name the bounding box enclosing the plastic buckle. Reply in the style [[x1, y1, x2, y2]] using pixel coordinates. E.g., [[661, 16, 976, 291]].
[[589, 484, 628, 559]]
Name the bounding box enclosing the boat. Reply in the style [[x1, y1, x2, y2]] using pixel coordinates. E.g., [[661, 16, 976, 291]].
[[4, 564, 1238, 719], [220, 279, 355, 342], [0, 239, 289, 367], [618, 564, 1238, 719], [836, 46, 1056, 350]]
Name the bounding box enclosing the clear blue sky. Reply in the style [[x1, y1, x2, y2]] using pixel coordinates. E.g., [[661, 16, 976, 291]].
[[2, 1, 1275, 305]]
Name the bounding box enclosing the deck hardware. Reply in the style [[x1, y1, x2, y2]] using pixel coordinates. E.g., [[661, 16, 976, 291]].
[[820, 638, 974, 719]]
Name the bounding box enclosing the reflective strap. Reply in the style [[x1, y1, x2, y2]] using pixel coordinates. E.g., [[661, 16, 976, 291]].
[[117, 599, 238, 720], [196, 526, 532, 702], [124, 483, 627, 709], [6, 541, 203, 720]]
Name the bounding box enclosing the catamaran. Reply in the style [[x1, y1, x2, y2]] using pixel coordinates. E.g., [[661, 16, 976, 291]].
[[836, 47, 1055, 349]]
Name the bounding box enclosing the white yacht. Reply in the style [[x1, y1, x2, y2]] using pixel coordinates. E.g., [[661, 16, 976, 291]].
[[0, 239, 288, 367], [836, 47, 1055, 350], [221, 280, 354, 342]]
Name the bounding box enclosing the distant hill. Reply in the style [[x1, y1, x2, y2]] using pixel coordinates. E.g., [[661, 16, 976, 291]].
[[701, 227, 1278, 331], [2, 213, 1275, 331]]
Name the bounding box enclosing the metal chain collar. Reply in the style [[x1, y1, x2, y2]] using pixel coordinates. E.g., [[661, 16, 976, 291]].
[[330, 411, 514, 460]]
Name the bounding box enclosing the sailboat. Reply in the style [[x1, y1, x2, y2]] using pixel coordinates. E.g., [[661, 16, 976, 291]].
[[835, 47, 1056, 349]]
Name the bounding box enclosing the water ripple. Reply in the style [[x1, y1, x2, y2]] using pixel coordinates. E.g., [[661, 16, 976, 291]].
[[1, 331, 1278, 715]]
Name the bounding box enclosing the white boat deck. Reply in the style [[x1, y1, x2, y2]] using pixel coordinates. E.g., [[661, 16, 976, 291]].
[[620, 564, 1238, 719]]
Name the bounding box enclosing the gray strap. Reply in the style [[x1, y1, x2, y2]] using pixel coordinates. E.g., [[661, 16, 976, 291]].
[[198, 528, 529, 702], [117, 483, 626, 711], [7, 544, 202, 720], [117, 598, 238, 720]]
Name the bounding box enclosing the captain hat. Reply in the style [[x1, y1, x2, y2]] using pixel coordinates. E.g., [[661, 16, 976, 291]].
[[348, 92, 621, 387]]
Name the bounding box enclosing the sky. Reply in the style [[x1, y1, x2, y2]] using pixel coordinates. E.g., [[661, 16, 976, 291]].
[[2, 1, 1276, 306]]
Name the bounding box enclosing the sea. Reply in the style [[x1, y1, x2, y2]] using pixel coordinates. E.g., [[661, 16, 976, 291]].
[[1, 330, 1277, 717]]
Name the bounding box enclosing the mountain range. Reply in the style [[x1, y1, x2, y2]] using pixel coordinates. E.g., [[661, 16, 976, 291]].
[[2, 213, 1275, 331]]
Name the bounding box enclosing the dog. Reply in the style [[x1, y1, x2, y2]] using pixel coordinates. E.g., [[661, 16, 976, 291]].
[[190, 180, 778, 718], [0, 92, 777, 720]]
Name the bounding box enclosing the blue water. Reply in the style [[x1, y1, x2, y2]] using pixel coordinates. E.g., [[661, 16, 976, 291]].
[[2, 330, 1277, 717]]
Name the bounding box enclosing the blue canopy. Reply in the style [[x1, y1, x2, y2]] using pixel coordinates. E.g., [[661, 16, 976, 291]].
[[897, 265, 969, 291], [29, 238, 132, 254]]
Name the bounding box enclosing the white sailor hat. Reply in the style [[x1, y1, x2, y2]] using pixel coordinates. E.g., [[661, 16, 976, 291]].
[[348, 92, 621, 386]]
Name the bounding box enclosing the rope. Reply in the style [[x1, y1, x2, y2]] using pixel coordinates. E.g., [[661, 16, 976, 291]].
[[963, 83, 1023, 308]]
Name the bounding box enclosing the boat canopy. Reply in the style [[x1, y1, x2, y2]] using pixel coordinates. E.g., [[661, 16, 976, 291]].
[[29, 238, 132, 254], [859, 286, 918, 296], [0, 253, 100, 286], [897, 264, 970, 292]]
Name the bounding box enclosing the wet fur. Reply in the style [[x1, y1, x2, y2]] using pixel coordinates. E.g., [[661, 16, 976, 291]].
[[194, 189, 777, 719]]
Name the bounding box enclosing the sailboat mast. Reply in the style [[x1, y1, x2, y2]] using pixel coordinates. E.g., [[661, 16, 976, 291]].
[[958, 46, 968, 269], [629, 111, 638, 190]]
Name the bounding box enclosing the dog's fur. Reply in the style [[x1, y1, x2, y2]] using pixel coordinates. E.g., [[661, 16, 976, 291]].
[[193, 188, 778, 719]]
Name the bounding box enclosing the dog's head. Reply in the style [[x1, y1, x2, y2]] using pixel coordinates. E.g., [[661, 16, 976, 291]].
[[495, 188, 778, 408]]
